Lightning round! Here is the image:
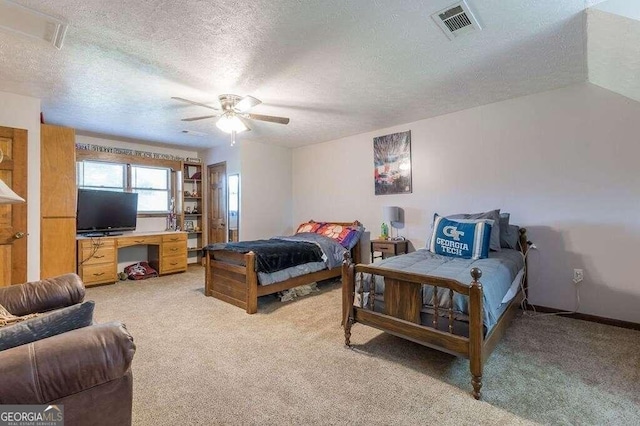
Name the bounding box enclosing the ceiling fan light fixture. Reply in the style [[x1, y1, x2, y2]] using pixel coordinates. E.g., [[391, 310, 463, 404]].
[[216, 114, 248, 134]]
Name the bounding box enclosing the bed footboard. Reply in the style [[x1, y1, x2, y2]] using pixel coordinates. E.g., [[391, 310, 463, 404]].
[[341, 259, 485, 399], [205, 249, 345, 314], [205, 249, 259, 314]]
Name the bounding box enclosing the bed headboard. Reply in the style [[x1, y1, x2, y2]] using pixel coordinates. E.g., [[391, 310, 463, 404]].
[[296, 220, 363, 264]]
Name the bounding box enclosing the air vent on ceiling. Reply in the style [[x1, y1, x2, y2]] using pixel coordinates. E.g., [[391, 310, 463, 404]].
[[431, 1, 481, 40], [181, 130, 207, 136], [0, 0, 68, 49]]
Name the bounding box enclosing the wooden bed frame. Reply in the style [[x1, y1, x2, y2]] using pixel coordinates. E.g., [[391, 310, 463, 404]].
[[205, 221, 362, 314], [342, 228, 528, 400]]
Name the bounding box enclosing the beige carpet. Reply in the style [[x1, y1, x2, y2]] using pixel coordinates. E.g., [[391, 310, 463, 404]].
[[87, 267, 640, 425]]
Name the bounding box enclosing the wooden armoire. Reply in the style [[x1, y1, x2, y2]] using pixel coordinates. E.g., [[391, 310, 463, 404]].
[[40, 124, 77, 279]]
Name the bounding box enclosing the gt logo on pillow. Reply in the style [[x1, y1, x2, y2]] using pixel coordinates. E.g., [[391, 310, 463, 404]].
[[443, 226, 464, 241], [429, 215, 492, 260]]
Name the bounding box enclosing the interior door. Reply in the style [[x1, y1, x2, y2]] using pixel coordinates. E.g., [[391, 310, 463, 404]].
[[0, 126, 28, 286], [207, 162, 227, 244]]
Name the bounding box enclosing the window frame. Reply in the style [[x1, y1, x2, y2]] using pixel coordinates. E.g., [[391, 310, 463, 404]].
[[76, 159, 174, 216], [130, 164, 172, 214], [76, 160, 126, 192]]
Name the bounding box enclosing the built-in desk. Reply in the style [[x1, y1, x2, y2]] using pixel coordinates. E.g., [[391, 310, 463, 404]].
[[77, 231, 188, 286]]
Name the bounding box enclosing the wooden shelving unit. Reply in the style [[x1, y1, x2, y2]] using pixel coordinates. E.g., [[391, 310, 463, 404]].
[[181, 160, 206, 264]]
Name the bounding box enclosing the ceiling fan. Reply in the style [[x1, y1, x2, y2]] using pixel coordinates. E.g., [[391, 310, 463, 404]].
[[172, 94, 290, 144]]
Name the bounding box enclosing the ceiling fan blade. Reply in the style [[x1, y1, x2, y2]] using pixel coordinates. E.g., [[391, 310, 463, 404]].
[[171, 97, 219, 110], [234, 95, 262, 112], [246, 113, 290, 125], [238, 116, 252, 132], [181, 115, 218, 122]]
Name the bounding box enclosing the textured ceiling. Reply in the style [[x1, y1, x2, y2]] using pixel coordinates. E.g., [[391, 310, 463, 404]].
[[0, 1, 606, 149], [588, 6, 640, 104]]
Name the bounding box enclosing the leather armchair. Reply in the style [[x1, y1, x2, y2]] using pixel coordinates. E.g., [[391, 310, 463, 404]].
[[0, 274, 136, 426]]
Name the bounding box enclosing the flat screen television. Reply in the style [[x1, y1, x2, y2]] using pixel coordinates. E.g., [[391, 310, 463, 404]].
[[76, 189, 138, 236]]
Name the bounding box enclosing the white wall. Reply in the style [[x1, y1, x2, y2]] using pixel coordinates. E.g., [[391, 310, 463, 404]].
[[592, 0, 640, 20], [588, 7, 640, 104], [292, 83, 640, 323], [240, 141, 292, 240], [202, 142, 240, 176], [0, 91, 41, 281]]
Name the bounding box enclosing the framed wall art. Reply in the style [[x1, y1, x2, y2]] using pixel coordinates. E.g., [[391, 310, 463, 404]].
[[373, 130, 412, 195]]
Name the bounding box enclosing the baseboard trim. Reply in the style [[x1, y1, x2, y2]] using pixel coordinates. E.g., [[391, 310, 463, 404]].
[[524, 304, 640, 331]]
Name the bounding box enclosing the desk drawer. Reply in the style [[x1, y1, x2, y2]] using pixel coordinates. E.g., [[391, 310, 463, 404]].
[[162, 240, 187, 257], [79, 244, 116, 265], [81, 263, 116, 285], [118, 236, 162, 248], [78, 238, 115, 251], [162, 233, 187, 243], [162, 255, 187, 273], [372, 242, 395, 254]]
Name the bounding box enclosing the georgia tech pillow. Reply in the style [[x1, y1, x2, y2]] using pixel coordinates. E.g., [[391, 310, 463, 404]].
[[428, 215, 493, 260]]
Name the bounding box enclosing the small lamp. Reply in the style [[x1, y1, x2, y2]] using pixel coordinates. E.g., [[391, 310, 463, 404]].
[[0, 179, 24, 204], [0, 149, 25, 204], [383, 206, 400, 240]]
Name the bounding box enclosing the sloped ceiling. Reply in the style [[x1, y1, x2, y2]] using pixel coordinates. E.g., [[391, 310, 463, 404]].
[[0, 1, 608, 148], [588, 3, 640, 104]]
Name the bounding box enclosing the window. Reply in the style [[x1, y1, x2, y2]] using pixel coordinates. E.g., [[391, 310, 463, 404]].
[[131, 165, 170, 212], [77, 160, 171, 213], [76, 161, 125, 191]]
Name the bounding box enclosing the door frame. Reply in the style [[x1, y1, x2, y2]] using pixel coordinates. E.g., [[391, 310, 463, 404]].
[[0, 126, 28, 285], [207, 162, 227, 244]]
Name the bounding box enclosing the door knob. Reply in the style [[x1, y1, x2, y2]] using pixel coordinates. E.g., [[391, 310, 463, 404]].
[[14, 232, 25, 239]]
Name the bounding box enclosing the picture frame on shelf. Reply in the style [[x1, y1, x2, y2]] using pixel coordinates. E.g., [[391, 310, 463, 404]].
[[184, 220, 195, 231]]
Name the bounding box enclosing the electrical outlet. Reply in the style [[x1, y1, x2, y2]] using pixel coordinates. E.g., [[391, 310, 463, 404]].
[[573, 269, 584, 284]]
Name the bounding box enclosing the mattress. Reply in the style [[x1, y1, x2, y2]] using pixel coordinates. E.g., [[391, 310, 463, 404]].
[[257, 261, 326, 286], [355, 248, 525, 330]]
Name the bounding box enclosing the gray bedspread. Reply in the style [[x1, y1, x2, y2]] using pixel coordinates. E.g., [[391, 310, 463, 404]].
[[356, 249, 524, 330], [274, 233, 347, 270]]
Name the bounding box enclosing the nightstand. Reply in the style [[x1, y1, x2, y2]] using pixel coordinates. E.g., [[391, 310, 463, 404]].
[[371, 239, 408, 262]]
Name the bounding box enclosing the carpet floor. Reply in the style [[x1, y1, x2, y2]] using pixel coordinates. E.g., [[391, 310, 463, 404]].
[[87, 266, 640, 425]]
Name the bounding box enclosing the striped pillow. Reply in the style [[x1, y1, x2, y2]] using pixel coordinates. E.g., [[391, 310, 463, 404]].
[[429, 215, 493, 260]]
